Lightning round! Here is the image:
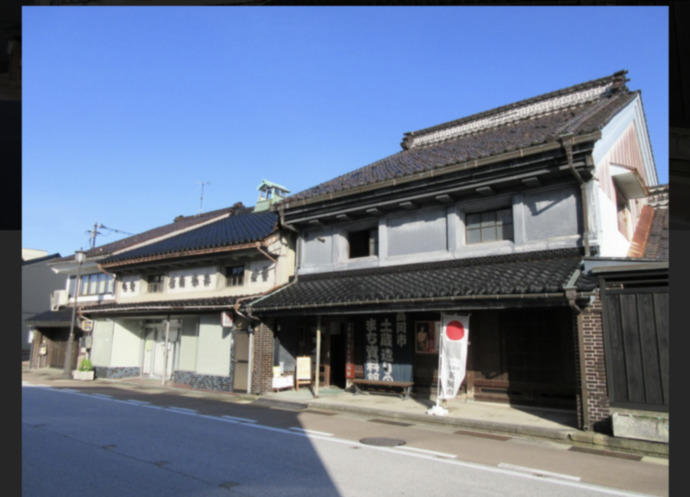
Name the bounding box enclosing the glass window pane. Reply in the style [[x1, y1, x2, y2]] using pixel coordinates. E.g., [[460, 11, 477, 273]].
[[480, 211, 495, 226], [481, 226, 496, 242], [466, 213, 481, 229], [467, 228, 481, 244]]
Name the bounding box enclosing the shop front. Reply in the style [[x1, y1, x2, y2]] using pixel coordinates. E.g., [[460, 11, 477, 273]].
[[249, 249, 595, 410]]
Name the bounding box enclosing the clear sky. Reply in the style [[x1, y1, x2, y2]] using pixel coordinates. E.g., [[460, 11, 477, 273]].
[[22, 6, 669, 257]]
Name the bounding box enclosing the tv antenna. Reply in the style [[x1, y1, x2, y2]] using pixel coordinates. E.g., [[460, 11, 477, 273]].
[[87, 222, 133, 249], [198, 181, 210, 213]]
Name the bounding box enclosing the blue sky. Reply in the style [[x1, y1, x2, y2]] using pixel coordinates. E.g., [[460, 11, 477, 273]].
[[22, 6, 669, 257]]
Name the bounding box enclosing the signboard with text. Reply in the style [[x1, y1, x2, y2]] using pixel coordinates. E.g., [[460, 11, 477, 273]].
[[362, 313, 412, 382]]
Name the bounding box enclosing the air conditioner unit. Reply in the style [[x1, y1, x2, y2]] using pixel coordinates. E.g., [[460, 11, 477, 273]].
[[50, 290, 68, 311]]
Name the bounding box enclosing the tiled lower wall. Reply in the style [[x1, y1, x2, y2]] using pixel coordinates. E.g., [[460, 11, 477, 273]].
[[174, 370, 233, 392], [94, 366, 140, 379]]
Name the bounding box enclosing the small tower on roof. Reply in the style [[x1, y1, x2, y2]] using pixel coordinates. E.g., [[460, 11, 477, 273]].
[[254, 179, 290, 212]]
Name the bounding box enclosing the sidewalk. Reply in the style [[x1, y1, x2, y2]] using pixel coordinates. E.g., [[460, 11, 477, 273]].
[[22, 366, 668, 460]]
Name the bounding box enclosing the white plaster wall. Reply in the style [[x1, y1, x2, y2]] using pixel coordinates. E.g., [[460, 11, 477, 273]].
[[195, 314, 232, 376], [593, 186, 631, 256], [110, 320, 144, 367], [177, 318, 199, 371]]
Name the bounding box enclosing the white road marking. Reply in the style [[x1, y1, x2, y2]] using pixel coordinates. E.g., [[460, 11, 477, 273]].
[[221, 415, 258, 423], [167, 407, 198, 414], [397, 445, 457, 459], [289, 427, 334, 437], [498, 462, 581, 481]]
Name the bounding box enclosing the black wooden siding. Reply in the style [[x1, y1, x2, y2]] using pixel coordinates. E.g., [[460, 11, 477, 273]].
[[602, 287, 669, 411]]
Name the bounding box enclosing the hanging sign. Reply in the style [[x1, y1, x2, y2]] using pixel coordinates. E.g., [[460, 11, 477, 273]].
[[438, 314, 470, 400], [79, 319, 94, 332], [345, 322, 355, 379]]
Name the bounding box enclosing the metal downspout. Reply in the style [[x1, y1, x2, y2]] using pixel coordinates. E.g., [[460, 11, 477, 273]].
[[162, 316, 171, 386], [247, 328, 254, 394], [315, 315, 321, 399], [560, 134, 591, 257]]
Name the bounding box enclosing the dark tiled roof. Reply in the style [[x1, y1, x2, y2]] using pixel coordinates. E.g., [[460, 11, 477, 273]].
[[25, 308, 73, 327], [284, 71, 636, 204], [55, 205, 246, 263], [22, 253, 61, 265], [102, 211, 278, 265], [80, 296, 248, 314], [250, 249, 593, 312]]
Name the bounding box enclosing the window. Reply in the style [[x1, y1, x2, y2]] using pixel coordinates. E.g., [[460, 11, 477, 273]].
[[72, 273, 115, 297], [466, 208, 513, 244], [348, 228, 378, 258], [225, 265, 245, 287], [147, 274, 164, 293], [616, 187, 630, 239]]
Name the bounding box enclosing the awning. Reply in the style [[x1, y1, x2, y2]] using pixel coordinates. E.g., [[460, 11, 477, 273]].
[[80, 296, 251, 315], [25, 309, 73, 328], [248, 248, 596, 315]]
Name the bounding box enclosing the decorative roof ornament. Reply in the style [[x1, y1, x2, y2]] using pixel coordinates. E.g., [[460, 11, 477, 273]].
[[254, 179, 290, 212]]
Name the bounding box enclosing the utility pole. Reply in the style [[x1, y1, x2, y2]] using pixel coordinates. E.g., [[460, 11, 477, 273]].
[[87, 223, 133, 248]]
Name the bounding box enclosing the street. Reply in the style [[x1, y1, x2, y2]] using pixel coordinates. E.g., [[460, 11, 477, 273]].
[[22, 382, 668, 497]]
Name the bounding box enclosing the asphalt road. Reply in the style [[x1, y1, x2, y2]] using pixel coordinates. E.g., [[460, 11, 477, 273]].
[[22, 382, 669, 497]]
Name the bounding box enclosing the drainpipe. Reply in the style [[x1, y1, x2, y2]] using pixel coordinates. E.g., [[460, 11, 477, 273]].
[[564, 270, 590, 431], [247, 326, 254, 394], [162, 316, 171, 386], [257, 246, 278, 288], [560, 134, 591, 257], [315, 315, 322, 399]]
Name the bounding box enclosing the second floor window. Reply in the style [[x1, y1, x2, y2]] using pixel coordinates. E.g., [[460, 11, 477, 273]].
[[70, 273, 115, 297], [348, 228, 378, 258], [147, 274, 164, 293], [466, 208, 513, 244], [225, 265, 245, 287]]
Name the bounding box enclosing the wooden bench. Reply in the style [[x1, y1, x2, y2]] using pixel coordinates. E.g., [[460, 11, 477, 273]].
[[350, 379, 414, 399]]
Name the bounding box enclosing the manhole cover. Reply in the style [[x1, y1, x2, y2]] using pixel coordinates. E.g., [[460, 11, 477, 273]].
[[359, 437, 406, 447]]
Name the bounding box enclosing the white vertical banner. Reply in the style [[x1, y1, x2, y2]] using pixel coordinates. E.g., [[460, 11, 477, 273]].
[[438, 314, 470, 400]]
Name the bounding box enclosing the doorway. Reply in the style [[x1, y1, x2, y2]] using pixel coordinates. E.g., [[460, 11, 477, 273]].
[[142, 320, 179, 380]]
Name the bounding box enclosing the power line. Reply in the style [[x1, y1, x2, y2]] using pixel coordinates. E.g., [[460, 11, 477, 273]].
[[87, 222, 134, 249]]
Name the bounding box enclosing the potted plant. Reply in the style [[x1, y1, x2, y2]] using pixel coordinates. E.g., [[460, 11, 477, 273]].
[[72, 358, 95, 380]]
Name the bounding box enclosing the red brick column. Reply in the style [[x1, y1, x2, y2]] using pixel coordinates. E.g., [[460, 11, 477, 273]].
[[251, 320, 275, 394], [577, 295, 611, 432]]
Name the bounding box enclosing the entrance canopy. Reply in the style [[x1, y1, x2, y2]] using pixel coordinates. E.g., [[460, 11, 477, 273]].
[[248, 248, 596, 316], [25, 308, 73, 328]]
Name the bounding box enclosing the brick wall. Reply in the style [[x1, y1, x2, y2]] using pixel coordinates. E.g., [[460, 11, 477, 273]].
[[577, 294, 612, 433], [251, 320, 275, 394]]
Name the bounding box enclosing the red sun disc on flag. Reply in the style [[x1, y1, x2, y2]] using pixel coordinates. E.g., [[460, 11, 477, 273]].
[[446, 321, 465, 341]]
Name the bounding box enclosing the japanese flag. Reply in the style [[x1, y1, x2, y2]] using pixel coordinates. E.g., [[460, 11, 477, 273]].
[[439, 314, 470, 400]]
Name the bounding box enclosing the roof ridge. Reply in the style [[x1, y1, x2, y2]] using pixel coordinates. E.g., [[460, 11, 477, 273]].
[[401, 71, 629, 150]]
